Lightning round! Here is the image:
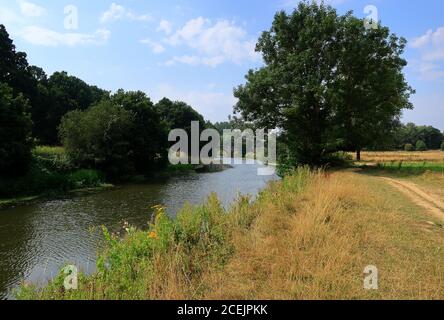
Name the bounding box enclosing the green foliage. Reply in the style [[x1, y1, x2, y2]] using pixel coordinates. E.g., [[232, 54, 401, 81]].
[[441, 142, 444, 151], [416, 140, 427, 152], [33, 146, 74, 172], [110, 90, 168, 173], [395, 123, 443, 150], [156, 97, 206, 133], [376, 161, 444, 174], [333, 16, 413, 155], [60, 91, 169, 178], [404, 143, 415, 152], [234, 2, 413, 165], [59, 100, 135, 178], [34, 71, 109, 145], [0, 83, 33, 176], [0, 146, 103, 198], [69, 169, 103, 189]]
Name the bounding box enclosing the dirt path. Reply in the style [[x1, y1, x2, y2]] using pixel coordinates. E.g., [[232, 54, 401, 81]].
[[382, 177, 444, 222]]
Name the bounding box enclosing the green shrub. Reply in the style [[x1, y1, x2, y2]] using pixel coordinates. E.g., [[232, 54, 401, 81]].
[[404, 143, 415, 152], [441, 141, 444, 151], [69, 169, 103, 189], [416, 140, 427, 151]]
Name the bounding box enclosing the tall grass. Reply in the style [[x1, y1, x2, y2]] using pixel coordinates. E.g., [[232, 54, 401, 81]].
[[18, 167, 444, 300], [357, 151, 444, 163], [17, 168, 314, 300]]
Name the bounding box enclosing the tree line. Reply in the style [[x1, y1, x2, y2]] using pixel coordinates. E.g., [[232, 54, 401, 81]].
[[2, 1, 444, 185], [0, 24, 208, 179]]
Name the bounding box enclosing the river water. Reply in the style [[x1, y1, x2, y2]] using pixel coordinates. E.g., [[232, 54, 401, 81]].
[[0, 162, 277, 299]]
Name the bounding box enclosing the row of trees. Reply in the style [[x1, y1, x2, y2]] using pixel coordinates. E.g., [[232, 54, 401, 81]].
[[0, 24, 208, 178], [234, 2, 416, 163], [393, 123, 444, 151]]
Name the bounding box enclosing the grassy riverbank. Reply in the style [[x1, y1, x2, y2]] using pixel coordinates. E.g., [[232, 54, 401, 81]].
[[0, 147, 215, 209], [18, 166, 444, 300], [0, 147, 107, 208]]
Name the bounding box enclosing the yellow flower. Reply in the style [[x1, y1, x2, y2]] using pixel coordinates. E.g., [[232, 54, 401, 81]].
[[148, 231, 158, 239]]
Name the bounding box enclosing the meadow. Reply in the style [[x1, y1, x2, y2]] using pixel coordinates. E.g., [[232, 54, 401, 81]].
[[357, 151, 444, 163]]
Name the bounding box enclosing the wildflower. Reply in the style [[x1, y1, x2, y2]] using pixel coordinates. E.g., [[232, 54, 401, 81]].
[[123, 221, 130, 233], [148, 231, 158, 239]]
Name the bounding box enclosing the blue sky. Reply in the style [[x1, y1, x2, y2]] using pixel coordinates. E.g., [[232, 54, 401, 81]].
[[0, 0, 443, 129]]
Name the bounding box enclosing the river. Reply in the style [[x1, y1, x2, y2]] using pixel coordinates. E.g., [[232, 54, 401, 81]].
[[0, 162, 277, 299]]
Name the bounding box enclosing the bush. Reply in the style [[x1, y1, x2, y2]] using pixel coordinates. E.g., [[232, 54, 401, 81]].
[[416, 140, 427, 151], [32, 146, 74, 173], [69, 169, 103, 189], [59, 101, 135, 178], [404, 143, 415, 152], [441, 141, 444, 151], [0, 153, 103, 198]]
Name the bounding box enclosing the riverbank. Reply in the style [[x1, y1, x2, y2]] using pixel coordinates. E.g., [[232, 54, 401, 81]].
[[17, 167, 444, 299], [0, 148, 232, 210]]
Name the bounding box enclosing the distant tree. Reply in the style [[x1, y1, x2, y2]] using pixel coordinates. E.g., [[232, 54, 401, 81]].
[[416, 140, 427, 152], [59, 101, 134, 178], [0, 83, 33, 176], [110, 90, 168, 172], [404, 143, 415, 152], [394, 123, 443, 150], [213, 121, 232, 135], [40, 71, 109, 145], [156, 98, 206, 133]]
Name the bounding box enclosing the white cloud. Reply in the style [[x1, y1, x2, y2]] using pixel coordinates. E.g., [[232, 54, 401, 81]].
[[100, 3, 152, 24], [410, 27, 444, 80], [18, 1, 46, 17], [0, 6, 23, 25], [157, 20, 173, 35], [20, 26, 110, 46], [162, 17, 260, 67], [140, 38, 165, 54], [411, 27, 444, 49], [152, 83, 236, 122]]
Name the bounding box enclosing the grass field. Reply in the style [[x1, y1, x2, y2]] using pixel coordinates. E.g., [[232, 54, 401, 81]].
[[357, 151, 444, 163], [18, 166, 444, 300]]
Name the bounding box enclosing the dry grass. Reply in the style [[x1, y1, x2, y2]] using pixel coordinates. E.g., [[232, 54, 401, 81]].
[[20, 169, 444, 300], [357, 151, 444, 163], [203, 171, 444, 300]]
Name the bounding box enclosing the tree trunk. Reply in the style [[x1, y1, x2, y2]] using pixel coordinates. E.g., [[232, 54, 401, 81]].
[[356, 149, 361, 162]]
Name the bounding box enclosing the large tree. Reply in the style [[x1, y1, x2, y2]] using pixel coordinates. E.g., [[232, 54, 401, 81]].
[[234, 3, 343, 165], [234, 2, 413, 165], [333, 16, 414, 160]]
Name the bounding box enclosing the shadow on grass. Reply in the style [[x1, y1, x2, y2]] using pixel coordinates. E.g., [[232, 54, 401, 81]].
[[353, 163, 444, 179]]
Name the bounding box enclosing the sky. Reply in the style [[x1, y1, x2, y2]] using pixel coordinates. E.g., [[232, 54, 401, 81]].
[[0, 0, 443, 130]]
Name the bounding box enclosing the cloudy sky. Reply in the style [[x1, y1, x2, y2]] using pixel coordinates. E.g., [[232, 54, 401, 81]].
[[0, 0, 443, 129]]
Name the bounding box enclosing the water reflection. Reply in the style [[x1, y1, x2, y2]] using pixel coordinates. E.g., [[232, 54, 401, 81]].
[[0, 163, 277, 299]]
